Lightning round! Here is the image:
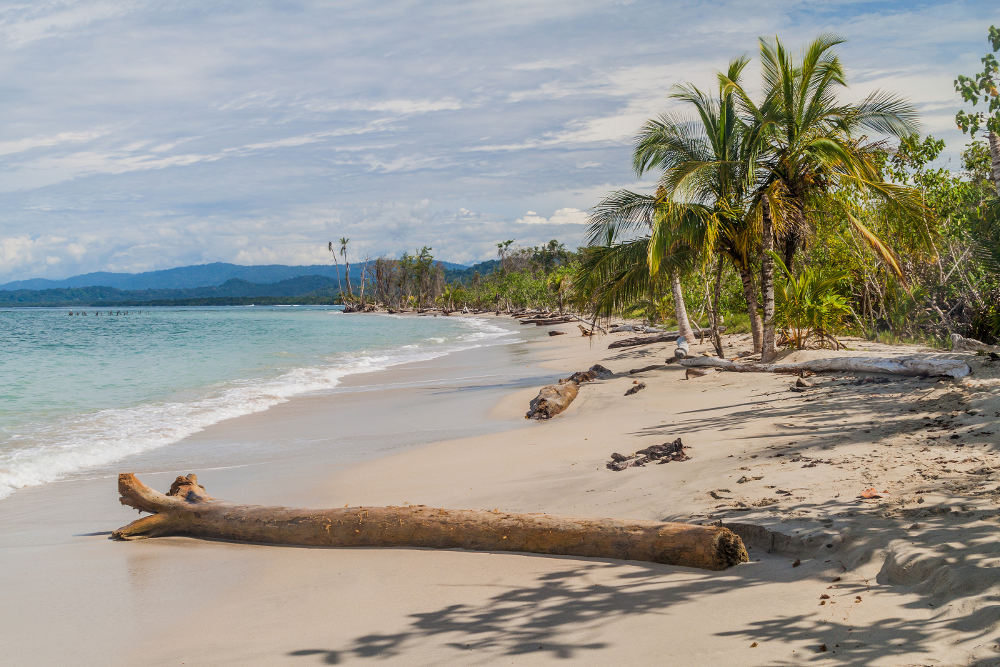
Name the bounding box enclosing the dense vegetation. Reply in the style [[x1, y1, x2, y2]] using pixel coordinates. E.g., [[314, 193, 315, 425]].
[[340, 30, 999, 354], [566, 30, 999, 350]]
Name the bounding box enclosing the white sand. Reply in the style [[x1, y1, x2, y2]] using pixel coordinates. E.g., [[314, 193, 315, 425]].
[[2, 318, 998, 665]]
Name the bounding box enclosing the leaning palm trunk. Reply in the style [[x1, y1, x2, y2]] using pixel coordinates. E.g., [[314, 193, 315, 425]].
[[990, 131, 1000, 196], [670, 268, 695, 342], [760, 206, 777, 362], [736, 264, 763, 352]]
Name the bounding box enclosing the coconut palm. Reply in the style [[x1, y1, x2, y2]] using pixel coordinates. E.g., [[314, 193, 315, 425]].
[[585, 58, 760, 348], [633, 57, 764, 350], [327, 241, 344, 298], [723, 34, 923, 360], [339, 237, 352, 297]]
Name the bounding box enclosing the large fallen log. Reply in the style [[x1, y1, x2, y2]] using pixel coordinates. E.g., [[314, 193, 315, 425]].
[[951, 333, 1000, 354], [112, 473, 748, 570], [525, 365, 614, 419], [608, 327, 725, 349], [678, 355, 971, 379], [525, 381, 579, 419]]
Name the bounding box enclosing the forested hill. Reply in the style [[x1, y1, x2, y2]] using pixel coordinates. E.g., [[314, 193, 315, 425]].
[[0, 275, 345, 307], [0, 260, 468, 292]]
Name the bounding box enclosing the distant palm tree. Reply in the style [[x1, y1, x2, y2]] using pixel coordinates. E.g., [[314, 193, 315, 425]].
[[723, 34, 922, 360], [339, 237, 352, 297], [327, 241, 344, 298]]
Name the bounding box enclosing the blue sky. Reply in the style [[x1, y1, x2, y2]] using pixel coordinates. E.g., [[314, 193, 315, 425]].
[[0, 0, 996, 281]]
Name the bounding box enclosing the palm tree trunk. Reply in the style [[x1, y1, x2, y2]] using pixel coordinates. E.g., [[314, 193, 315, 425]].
[[344, 258, 352, 297], [331, 254, 344, 300], [670, 268, 695, 343], [708, 256, 725, 358], [760, 205, 777, 362], [737, 264, 763, 353], [989, 131, 1000, 197]]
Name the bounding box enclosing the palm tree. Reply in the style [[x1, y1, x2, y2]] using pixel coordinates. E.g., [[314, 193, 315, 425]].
[[633, 57, 764, 351], [339, 237, 352, 297], [327, 241, 344, 298], [723, 34, 922, 360], [585, 193, 699, 339], [585, 58, 759, 348]]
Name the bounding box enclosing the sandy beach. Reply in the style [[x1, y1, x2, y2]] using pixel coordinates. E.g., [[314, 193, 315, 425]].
[[2, 316, 999, 665]]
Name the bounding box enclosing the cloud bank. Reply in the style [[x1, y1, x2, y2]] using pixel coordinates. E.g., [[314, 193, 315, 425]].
[[0, 0, 993, 280]]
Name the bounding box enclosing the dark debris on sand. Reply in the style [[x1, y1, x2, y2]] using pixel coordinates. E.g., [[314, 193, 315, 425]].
[[607, 438, 689, 471]]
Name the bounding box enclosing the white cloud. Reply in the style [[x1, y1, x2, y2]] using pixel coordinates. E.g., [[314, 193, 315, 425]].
[[0, 0, 993, 280], [0, 129, 108, 156], [516, 207, 589, 225]]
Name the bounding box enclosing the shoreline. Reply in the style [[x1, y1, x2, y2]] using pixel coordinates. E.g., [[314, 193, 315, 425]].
[[2, 318, 998, 665]]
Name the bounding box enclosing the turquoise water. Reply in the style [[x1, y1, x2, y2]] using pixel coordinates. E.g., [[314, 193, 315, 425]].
[[0, 306, 515, 498]]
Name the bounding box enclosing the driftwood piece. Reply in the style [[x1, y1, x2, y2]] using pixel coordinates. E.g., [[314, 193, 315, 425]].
[[629, 364, 666, 375], [607, 438, 690, 471], [526, 381, 579, 419], [111, 474, 747, 570], [624, 381, 646, 396], [610, 325, 664, 334], [685, 368, 710, 380], [608, 327, 725, 349], [951, 334, 1000, 354], [679, 356, 971, 379], [526, 365, 613, 420], [548, 330, 566, 336], [578, 324, 594, 337], [560, 364, 614, 384], [526, 317, 573, 326]]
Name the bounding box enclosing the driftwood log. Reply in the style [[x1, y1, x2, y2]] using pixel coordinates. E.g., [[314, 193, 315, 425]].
[[679, 356, 971, 379], [112, 474, 748, 570], [629, 364, 666, 375], [560, 364, 614, 384], [526, 365, 614, 419], [526, 381, 579, 419], [608, 327, 725, 349], [951, 334, 1000, 354]]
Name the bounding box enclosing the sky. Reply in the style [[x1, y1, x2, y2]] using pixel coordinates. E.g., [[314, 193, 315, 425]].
[[0, 0, 997, 281]]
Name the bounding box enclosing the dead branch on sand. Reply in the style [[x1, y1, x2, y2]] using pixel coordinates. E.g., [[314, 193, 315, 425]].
[[678, 356, 970, 379]]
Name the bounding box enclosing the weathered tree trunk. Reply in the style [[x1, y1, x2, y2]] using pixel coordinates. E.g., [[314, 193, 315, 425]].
[[737, 264, 763, 353], [679, 355, 970, 379], [112, 474, 748, 570], [607, 327, 725, 349], [526, 381, 579, 419], [951, 333, 1000, 353], [760, 204, 777, 362], [670, 268, 695, 344], [989, 131, 1000, 196]]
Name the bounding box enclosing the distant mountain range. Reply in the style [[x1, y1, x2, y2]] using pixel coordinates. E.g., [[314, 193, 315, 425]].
[[0, 261, 468, 292], [0, 260, 506, 307]]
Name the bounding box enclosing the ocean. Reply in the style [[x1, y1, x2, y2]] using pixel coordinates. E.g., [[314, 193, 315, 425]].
[[0, 306, 517, 499]]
